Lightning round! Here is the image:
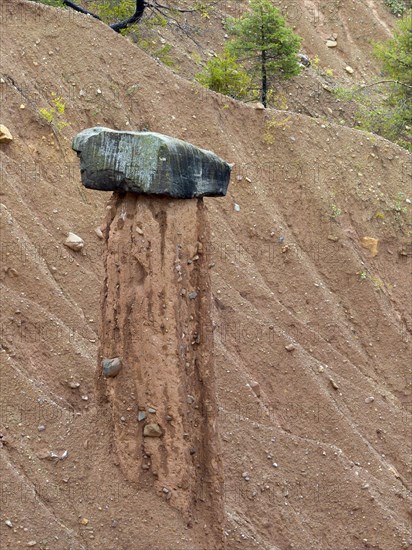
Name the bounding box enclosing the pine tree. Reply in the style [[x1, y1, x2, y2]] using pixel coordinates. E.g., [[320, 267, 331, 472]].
[[226, 0, 302, 107], [374, 10, 412, 92], [372, 10, 412, 150]]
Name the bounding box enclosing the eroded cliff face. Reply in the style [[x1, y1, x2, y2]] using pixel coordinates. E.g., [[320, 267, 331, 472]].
[[97, 192, 224, 545], [2, 3, 411, 549]]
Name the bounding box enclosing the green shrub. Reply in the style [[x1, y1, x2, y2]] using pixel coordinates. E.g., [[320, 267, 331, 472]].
[[154, 44, 175, 68], [39, 95, 68, 131], [383, 0, 408, 16], [195, 52, 252, 99]]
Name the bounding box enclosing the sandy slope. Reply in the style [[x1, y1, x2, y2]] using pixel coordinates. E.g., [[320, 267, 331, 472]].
[[0, 1, 411, 549]]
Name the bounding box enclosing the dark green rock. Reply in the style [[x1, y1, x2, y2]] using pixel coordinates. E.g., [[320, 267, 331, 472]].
[[102, 357, 122, 378], [72, 127, 231, 198]]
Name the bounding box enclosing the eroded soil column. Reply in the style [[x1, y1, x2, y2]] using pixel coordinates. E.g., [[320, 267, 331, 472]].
[[72, 128, 231, 545]]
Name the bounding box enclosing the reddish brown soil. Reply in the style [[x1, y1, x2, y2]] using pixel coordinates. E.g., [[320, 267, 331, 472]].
[[98, 193, 224, 546], [0, 1, 411, 549]]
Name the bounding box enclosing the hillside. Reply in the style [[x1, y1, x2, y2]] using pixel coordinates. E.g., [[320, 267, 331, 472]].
[[0, 1, 411, 549], [117, 0, 397, 125]]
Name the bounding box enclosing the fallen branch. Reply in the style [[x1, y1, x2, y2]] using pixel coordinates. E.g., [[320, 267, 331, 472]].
[[147, 1, 197, 13], [356, 79, 412, 91]]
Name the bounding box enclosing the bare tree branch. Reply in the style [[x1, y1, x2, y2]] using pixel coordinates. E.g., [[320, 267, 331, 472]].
[[147, 1, 197, 13], [356, 80, 412, 91], [151, 5, 202, 47]]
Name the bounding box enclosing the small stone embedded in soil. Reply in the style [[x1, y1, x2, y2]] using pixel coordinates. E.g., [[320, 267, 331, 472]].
[[143, 422, 163, 437], [234, 203, 241, 212], [0, 124, 13, 143], [285, 344, 295, 352], [242, 472, 250, 481], [37, 424, 46, 432], [102, 357, 122, 378], [345, 65, 354, 74], [4, 267, 19, 277], [5, 519, 13, 528], [329, 378, 339, 390], [68, 381, 80, 389], [27, 542, 37, 547], [95, 227, 104, 239], [147, 407, 156, 414], [64, 232, 84, 252], [250, 381, 261, 397], [188, 291, 198, 300], [79, 518, 89, 525], [40, 449, 68, 461], [360, 236, 379, 257], [365, 396, 375, 403]]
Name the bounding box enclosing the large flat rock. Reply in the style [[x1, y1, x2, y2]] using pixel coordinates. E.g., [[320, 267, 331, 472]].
[[72, 127, 231, 198]]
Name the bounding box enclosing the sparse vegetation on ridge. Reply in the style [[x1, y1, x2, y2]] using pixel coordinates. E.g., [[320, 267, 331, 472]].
[[334, 10, 412, 151]]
